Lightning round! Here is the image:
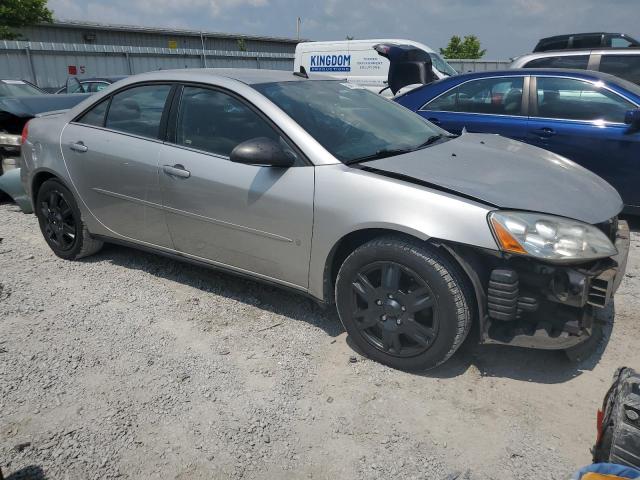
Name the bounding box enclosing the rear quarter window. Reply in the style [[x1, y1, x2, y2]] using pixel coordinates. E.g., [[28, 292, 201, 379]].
[[76, 99, 110, 127]]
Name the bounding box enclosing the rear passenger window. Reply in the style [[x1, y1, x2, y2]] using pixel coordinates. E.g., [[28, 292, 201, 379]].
[[524, 55, 590, 69], [105, 84, 172, 139], [76, 99, 109, 127], [535, 77, 634, 123], [424, 77, 525, 116], [571, 34, 602, 49], [536, 38, 569, 52], [599, 55, 640, 85], [175, 86, 281, 157]]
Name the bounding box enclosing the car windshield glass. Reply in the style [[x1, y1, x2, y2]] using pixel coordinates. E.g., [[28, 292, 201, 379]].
[[254, 80, 445, 163], [428, 53, 458, 76], [0, 80, 43, 97]]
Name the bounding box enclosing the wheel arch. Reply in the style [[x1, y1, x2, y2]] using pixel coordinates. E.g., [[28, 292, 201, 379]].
[[322, 228, 482, 321], [30, 169, 69, 207]]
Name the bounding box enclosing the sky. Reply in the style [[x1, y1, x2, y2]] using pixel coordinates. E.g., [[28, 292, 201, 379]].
[[47, 0, 640, 59]]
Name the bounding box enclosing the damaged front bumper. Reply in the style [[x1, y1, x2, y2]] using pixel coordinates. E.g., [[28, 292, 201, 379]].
[[454, 220, 630, 350], [0, 133, 32, 213]]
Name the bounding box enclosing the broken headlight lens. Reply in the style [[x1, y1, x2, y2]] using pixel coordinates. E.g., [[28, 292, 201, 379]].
[[488, 211, 617, 262]]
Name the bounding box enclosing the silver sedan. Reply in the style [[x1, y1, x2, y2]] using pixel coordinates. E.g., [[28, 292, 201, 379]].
[[20, 69, 629, 370]]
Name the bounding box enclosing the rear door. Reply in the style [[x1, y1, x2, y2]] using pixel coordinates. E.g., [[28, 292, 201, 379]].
[[527, 75, 640, 206], [61, 83, 175, 246], [157, 84, 315, 288], [418, 75, 529, 141]]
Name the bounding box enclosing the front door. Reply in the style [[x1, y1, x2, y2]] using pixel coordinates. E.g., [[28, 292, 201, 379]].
[[418, 76, 529, 141], [527, 76, 640, 207], [158, 85, 315, 288], [60, 83, 174, 246]]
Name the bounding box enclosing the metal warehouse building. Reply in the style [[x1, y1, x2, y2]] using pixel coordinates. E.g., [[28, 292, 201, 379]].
[[1, 21, 300, 89]]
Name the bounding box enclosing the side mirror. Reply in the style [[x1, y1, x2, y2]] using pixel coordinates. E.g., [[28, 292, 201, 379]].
[[625, 109, 640, 129], [230, 137, 295, 167]]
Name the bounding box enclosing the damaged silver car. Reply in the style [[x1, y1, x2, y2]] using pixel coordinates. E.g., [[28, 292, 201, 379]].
[[20, 69, 629, 370]]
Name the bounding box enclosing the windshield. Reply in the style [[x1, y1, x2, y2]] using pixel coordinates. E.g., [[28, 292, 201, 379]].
[[254, 80, 445, 163], [0, 80, 44, 97], [428, 53, 458, 76]]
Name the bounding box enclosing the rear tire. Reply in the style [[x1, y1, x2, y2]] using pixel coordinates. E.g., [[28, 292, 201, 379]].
[[35, 179, 103, 260], [335, 236, 473, 371]]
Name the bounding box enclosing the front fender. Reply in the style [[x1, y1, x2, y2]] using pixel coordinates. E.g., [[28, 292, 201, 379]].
[[308, 164, 498, 301]]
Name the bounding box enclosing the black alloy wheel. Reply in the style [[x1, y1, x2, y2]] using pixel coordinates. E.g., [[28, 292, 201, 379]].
[[39, 189, 77, 252], [351, 261, 439, 358], [35, 179, 103, 260], [335, 236, 472, 371]]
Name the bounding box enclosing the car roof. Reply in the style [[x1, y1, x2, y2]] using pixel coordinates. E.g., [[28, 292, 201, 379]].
[[122, 68, 326, 86], [78, 76, 128, 82], [441, 68, 619, 82], [410, 68, 640, 98], [514, 48, 640, 61], [539, 32, 620, 41]]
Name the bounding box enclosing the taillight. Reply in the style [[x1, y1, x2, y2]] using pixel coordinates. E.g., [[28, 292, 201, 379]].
[[20, 121, 30, 145]]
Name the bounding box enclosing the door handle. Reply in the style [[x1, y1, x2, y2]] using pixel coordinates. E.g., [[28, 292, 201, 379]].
[[69, 141, 88, 153], [531, 127, 556, 139], [427, 117, 441, 125], [162, 164, 191, 179]]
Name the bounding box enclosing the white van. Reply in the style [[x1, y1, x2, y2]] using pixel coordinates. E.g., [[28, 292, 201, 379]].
[[293, 39, 457, 93]]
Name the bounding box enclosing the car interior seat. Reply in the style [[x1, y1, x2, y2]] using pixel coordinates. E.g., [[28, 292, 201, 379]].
[[503, 88, 523, 114]]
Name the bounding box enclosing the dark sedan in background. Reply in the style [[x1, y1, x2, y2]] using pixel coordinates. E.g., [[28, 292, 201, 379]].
[[54, 76, 127, 94], [395, 69, 640, 212]]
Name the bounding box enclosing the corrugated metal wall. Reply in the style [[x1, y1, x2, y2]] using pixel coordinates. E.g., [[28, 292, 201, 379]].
[[17, 24, 299, 53], [0, 41, 295, 88]]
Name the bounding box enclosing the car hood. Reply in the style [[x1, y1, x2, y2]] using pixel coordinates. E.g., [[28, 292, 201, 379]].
[[361, 132, 623, 224]]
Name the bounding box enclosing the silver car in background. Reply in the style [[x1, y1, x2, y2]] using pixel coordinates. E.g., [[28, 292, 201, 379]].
[[20, 69, 629, 370], [510, 48, 640, 85]]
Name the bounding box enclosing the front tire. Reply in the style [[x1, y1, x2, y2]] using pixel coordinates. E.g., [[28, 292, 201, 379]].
[[35, 179, 103, 260], [335, 236, 472, 371]]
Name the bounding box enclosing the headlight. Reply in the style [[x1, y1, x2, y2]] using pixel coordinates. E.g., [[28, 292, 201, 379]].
[[488, 211, 617, 262]]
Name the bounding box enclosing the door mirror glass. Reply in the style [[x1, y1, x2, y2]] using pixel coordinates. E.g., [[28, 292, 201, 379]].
[[230, 137, 295, 167], [625, 109, 640, 128]]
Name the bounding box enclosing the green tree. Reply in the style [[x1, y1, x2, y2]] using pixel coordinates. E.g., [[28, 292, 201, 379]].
[[440, 35, 486, 59], [0, 0, 53, 40]]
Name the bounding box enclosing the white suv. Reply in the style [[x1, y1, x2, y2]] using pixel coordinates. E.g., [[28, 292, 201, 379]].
[[510, 49, 640, 85]]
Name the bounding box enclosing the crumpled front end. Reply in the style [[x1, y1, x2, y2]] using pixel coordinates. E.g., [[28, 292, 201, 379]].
[[449, 218, 630, 350]]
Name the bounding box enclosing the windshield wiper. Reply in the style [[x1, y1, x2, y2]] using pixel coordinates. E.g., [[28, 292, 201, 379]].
[[415, 134, 447, 148], [344, 147, 414, 165]]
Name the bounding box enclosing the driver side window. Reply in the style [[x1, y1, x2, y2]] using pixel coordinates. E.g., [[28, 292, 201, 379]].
[[424, 77, 525, 116], [175, 86, 282, 158]]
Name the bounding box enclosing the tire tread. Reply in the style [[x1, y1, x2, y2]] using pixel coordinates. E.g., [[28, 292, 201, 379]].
[[335, 235, 473, 370]]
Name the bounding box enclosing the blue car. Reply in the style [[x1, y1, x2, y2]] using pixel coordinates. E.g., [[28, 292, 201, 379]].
[[394, 69, 640, 212]]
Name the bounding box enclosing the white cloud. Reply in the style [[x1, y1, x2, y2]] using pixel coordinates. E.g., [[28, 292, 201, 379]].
[[45, 0, 640, 58]]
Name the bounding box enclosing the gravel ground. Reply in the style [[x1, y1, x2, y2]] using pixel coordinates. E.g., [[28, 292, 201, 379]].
[[1, 201, 639, 480]]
